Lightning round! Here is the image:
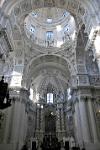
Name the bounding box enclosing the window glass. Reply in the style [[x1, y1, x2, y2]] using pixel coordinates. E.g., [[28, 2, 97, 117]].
[[46, 31, 53, 40], [47, 93, 53, 103]]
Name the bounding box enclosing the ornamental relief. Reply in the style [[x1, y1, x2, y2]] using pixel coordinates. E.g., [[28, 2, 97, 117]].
[[33, 0, 42, 7], [67, 0, 79, 14], [12, 26, 22, 40], [55, 47, 76, 62], [12, 0, 86, 21], [77, 65, 86, 74], [20, 0, 32, 12], [78, 75, 89, 85], [44, 0, 56, 7], [79, 89, 91, 96], [89, 75, 100, 86], [14, 6, 21, 17], [78, 4, 85, 16]]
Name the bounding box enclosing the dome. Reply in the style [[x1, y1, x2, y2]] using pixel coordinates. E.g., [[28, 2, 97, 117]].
[[24, 7, 76, 48]]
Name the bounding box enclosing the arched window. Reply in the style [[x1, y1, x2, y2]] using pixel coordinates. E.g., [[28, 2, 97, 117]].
[[30, 25, 35, 33], [47, 93, 53, 103], [46, 31, 53, 41]]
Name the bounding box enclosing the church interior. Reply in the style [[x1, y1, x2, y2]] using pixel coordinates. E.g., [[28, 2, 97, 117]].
[[0, 0, 100, 150]]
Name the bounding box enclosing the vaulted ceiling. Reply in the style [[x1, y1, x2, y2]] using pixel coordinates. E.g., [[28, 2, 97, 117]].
[[0, 0, 100, 94]]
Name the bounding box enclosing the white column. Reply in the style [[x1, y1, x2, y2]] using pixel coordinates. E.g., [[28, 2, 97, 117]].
[[79, 98, 91, 143], [10, 100, 22, 150], [96, 57, 100, 73], [88, 99, 98, 142], [74, 100, 83, 147], [3, 106, 13, 143], [17, 102, 27, 150]]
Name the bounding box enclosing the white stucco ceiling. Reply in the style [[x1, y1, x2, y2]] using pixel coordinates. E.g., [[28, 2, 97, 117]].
[[0, 0, 100, 94]]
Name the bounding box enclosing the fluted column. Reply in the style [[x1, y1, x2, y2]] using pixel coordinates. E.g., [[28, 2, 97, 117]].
[[0, 60, 4, 75], [56, 108, 60, 130], [40, 106, 44, 131], [9, 88, 29, 150], [56, 108, 60, 139], [87, 98, 98, 142], [96, 57, 100, 73], [61, 107, 64, 131], [79, 97, 91, 143], [10, 98, 22, 150], [74, 99, 83, 147], [36, 107, 40, 131]]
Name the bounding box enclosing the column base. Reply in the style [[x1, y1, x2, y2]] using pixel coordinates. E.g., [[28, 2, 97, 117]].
[[84, 142, 100, 150], [0, 142, 24, 150], [0, 144, 13, 150]]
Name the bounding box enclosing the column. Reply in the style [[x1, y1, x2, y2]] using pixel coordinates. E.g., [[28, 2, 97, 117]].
[[40, 106, 43, 131], [10, 98, 23, 150], [87, 98, 98, 142], [0, 60, 4, 75], [56, 108, 60, 139], [40, 105, 44, 140], [74, 99, 83, 147], [3, 105, 13, 143], [79, 97, 91, 143], [96, 57, 100, 73], [36, 107, 40, 131], [61, 107, 65, 131], [10, 88, 29, 150]]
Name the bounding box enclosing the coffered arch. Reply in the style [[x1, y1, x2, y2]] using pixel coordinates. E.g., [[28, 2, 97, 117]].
[[0, 0, 100, 89], [22, 55, 72, 90]]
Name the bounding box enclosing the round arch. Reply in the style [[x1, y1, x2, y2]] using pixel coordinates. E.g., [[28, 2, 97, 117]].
[[22, 54, 72, 89]]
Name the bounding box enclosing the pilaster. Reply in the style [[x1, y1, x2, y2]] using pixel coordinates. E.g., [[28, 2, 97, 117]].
[[87, 98, 99, 142], [79, 96, 91, 143], [3, 87, 29, 150]]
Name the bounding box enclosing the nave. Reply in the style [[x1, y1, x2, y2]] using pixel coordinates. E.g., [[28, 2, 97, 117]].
[[0, 0, 100, 150]]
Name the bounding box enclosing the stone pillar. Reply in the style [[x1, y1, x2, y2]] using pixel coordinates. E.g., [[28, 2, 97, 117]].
[[36, 106, 40, 132], [79, 97, 91, 143], [56, 109, 59, 130], [40, 105, 44, 139], [3, 106, 13, 144], [0, 60, 4, 75], [96, 57, 100, 73], [61, 107, 65, 131], [87, 98, 98, 142], [74, 99, 83, 147], [9, 88, 29, 150], [10, 98, 21, 150], [56, 108, 60, 139]]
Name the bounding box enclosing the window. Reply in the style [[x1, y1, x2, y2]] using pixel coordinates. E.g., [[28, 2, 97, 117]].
[[30, 25, 35, 33], [47, 93, 53, 103], [64, 25, 69, 32], [56, 25, 62, 32], [46, 31, 53, 40], [32, 12, 37, 17], [63, 11, 68, 17], [47, 18, 52, 23], [29, 88, 33, 100]]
